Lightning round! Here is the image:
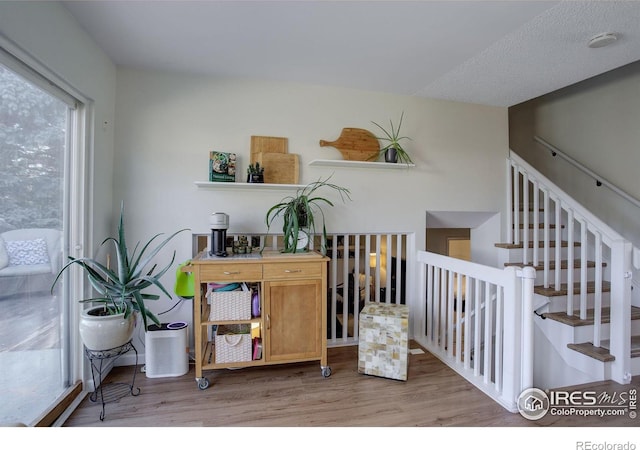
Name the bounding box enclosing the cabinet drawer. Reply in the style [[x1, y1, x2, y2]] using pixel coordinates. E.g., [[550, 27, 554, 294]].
[[199, 263, 262, 281], [263, 262, 322, 280]]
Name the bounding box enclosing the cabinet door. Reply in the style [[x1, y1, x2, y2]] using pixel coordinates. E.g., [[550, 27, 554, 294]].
[[264, 279, 322, 362]]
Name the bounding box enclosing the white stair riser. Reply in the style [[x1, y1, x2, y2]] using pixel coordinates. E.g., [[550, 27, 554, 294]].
[[626, 319, 639, 336], [514, 228, 565, 242], [520, 212, 598, 230], [498, 246, 584, 262], [531, 267, 601, 286], [571, 321, 640, 345], [631, 358, 640, 376], [535, 292, 610, 313]]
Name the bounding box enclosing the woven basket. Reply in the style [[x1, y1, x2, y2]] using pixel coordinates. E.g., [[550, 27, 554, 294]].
[[209, 290, 251, 321], [215, 332, 251, 363]]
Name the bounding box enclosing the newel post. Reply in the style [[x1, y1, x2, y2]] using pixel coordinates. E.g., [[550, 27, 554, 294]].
[[609, 239, 633, 384], [519, 266, 537, 391], [501, 265, 536, 411], [500, 266, 521, 411]]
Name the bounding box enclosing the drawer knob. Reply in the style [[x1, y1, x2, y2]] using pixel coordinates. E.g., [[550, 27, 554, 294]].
[[284, 269, 302, 273], [223, 271, 240, 275]]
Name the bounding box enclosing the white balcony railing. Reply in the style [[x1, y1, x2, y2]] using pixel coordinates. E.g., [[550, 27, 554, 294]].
[[413, 250, 536, 412]]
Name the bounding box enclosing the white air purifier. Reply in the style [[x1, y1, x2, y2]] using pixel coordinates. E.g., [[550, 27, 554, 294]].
[[144, 322, 189, 378]]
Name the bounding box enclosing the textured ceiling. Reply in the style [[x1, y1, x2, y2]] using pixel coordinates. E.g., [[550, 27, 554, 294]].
[[63, 0, 640, 107]]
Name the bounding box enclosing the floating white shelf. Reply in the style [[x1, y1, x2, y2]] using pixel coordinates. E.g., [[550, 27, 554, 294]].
[[194, 181, 305, 190], [308, 159, 415, 169]]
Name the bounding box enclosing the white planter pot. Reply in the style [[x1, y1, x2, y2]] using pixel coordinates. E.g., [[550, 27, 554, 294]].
[[287, 228, 309, 252], [79, 306, 136, 351]]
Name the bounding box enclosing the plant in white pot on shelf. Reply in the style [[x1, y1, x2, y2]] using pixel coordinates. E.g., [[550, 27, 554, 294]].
[[265, 176, 351, 255], [370, 111, 414, 165], [51, 203, 188, 351]]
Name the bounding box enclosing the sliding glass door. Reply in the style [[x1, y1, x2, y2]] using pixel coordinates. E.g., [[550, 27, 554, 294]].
[[0, 59, 76, 426]]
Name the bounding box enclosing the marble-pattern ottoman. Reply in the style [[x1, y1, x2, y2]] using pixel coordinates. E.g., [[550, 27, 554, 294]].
[[358, 302, 409, 381]]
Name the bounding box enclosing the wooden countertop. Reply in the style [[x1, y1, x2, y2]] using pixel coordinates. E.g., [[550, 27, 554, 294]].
[[187, 249, 329, 266]]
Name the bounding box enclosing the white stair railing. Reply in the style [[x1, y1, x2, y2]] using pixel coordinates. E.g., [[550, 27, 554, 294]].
[[414, 250, 536, 412], [508, 151, 633, 384]]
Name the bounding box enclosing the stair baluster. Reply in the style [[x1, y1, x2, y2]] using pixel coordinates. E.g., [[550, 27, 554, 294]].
[[580, 219, 588, 320], [554, 197, 562, 290], [522, 172, 529, 265], [566, 209, 575, 316]]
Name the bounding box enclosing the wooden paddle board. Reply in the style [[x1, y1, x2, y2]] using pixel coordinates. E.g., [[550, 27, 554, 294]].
[[319, 128, 380, 161], [254, 152, 299, 184], [251, 136, 287, 164]]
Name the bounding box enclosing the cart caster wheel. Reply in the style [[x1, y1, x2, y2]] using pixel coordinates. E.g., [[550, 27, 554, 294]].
[[321, 366, 332, 378], [197, 378, 210, 390]]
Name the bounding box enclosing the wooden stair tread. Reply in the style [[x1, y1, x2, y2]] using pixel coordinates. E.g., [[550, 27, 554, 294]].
[[534, 281, 611, 297], [505, 259, 605, 270], [542, 305, 640, 326], [567, 342, 616, 362], [568, 336, 640, 361], [495, 240, 580, 249]]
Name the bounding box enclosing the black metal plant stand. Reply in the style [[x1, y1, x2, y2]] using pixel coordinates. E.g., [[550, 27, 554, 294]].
[[85, 340, 140, 421]]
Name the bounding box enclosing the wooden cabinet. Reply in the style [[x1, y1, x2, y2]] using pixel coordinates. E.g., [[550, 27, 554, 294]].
[[264, 279, 323, 362], [184, 250, 330, 390]]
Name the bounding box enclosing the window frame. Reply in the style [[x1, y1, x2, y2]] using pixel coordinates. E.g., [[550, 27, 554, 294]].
[[0, 38, 94, 425]]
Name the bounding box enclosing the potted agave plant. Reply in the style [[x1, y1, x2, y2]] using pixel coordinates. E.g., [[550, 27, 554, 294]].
[[52, 203, 188, 351], [370, 111, 414, 165], [265, 176, 351, 254]]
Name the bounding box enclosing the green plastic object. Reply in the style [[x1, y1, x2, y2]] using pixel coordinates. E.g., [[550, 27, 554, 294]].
[[174, 260, 194, 298]]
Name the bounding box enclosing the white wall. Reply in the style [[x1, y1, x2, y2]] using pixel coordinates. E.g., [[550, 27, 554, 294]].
[[114, 68, 509, 326], [0, 1, 510, 348], [0, 1, 117, 250], [509, 61, 640, 250]]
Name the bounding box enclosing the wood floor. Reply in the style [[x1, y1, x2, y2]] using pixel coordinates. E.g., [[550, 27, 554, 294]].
[[62, 343, 639, 428]]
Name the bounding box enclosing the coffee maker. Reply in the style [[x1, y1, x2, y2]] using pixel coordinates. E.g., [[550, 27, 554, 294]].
[[209, 212, 229, 257]]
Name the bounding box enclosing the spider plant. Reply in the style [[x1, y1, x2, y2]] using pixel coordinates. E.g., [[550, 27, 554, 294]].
[[51, 202, 189, 331], [265, 176, 351, 254], [370, 111, 414, 164]]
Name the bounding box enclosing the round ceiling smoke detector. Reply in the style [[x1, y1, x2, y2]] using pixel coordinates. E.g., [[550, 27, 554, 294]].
[[588, 32, 618, 48]]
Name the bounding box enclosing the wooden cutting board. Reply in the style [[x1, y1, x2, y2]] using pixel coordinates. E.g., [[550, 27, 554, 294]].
[[319, 128, 380, 161], [254, 152, 299, 184], [251, 136, 287, 164]]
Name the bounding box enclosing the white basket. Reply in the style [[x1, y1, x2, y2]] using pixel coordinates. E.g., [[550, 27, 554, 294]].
[[209, 290, 251, 321], [215, 333, 252, 363]]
